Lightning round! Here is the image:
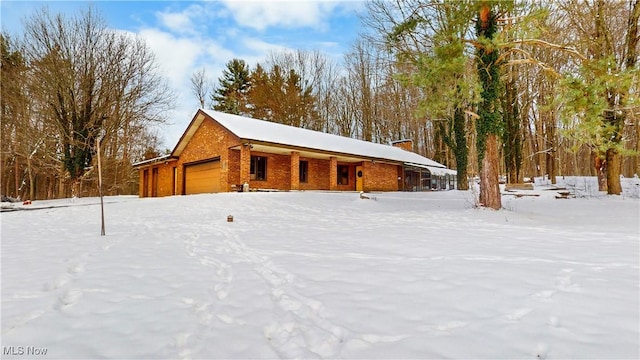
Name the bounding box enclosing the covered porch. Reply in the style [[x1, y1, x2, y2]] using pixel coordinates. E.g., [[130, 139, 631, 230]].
[[402, 163, 457, 191], [231, 141, 380, 192]]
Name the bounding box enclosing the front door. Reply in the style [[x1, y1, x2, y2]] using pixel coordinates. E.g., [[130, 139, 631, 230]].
[[151, 168, 159, 197], [356, 165, 364, 191], [142, 169, 149, 197]]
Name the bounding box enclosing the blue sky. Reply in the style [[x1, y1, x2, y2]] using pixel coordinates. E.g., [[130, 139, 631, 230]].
[[1, 0, 366, 147]]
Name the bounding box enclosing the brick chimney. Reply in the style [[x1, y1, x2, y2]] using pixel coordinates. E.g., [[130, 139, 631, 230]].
[[391, 139, 413, 152]]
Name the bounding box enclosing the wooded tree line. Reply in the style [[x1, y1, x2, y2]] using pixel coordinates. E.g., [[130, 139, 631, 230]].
[[200, 0, 638, 205], [2, 1, 637, 203], [1, 8, 173, 200]]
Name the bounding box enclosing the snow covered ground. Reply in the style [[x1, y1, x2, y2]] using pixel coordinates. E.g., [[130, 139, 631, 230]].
[[1, 177, 639, 359]]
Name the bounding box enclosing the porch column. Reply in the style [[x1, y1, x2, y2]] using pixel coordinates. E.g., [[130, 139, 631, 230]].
[[329, 156, 338, 190], [290, 151, 300, 190], [240, 143, 251, 186]]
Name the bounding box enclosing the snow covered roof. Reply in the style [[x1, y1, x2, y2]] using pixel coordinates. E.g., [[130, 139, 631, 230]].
[[132, 154, 176, 168], [404, 162, 458, 176], [181, 109, 449, 170]]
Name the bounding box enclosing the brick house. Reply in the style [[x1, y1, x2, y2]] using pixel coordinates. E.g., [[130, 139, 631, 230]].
[[133, 109, 457, 197]]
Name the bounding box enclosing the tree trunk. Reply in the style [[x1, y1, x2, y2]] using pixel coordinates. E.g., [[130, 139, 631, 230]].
[[27, 156, 35, 200], [546, 150, 556, 184], [546, 120, 557, 184], [606, 148, 622, 195], [479, 134, 501, 209], [58, 163, 67, 198], [14, 157, 19, 198], [594, 153, 607, 191], [453, 104, 468, 190]]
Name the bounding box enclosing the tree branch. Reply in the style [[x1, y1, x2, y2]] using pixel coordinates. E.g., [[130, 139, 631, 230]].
[[502, 39, 588, 61]]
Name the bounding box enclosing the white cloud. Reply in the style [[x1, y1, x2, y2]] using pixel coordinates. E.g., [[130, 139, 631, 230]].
[[138, 28, 203, 86], [241, 37, 291, 56], [155, 4, 210, 35], [136, 28, 210, 145], [157, 11, 192, 33], [220, 0, 341, 31]]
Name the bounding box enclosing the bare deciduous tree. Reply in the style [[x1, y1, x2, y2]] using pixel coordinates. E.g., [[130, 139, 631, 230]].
[[190, 67, 211, 108], [1, 6, 173, 199]]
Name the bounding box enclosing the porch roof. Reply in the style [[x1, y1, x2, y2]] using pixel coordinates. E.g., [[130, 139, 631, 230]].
[[404, 162, 458, 176], [186, 109, 449, 169]]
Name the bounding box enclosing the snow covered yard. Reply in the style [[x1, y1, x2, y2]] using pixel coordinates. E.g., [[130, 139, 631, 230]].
[[1, 182, 639, 359]]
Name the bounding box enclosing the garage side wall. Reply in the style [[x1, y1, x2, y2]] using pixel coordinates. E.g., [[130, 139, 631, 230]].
[[138, 162, 175, 197], [228, 149, 241, 189]]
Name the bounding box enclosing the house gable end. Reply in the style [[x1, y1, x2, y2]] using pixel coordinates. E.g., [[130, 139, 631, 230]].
[[171, 109, 241, 158]]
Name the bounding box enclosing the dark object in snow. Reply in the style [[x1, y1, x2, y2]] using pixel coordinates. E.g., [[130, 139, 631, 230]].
[[359, 192, 378, 201], [227, 215, 234, 222], [504, 183, 534, 191], [502, 193, 540, 197], [1, 195, 20, 203], [555, 191, 575, 199]]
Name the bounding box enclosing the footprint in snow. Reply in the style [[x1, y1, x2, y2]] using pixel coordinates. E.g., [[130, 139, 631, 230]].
[[4, 310, 46, 332], [434, 321, 469, 332], [532, 289, 555, 302], [547, 316, 561, 328], [217, 314, 245, 325], [67, 262, 86, 274], [54, 288, 83, 310], [555, 268, 582, 293], [43, 273, 71, 292], [360, 333, 410, 343], [505, 308, 533, 321]]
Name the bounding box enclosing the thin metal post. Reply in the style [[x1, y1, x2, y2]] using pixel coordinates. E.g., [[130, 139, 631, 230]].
[[97, 135, 105, 236]]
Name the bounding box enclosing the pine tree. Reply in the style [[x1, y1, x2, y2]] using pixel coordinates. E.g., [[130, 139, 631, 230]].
[[212, 58, 251, 115], [246, 64, 317, 128]]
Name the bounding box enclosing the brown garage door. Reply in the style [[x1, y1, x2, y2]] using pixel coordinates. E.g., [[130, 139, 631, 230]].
[[185, 160, 221, 194]]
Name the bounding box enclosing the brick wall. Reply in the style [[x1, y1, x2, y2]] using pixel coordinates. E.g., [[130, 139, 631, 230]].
[[300, 157, 330, 190], [290, 152, 300, 190], [138, 161, 176, 197], [249, 151, 291, 190], [176, 117, 239, 194], [392, 140, 413, 152], [364, 161, 401, 191], [228, 149, 241, 190]]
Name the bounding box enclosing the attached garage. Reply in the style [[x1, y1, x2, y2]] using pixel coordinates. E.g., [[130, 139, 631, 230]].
[[184, 159, 221, 195]]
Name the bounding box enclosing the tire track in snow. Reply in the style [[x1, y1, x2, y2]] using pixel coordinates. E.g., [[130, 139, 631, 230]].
[[215, 225, 347, 359]]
